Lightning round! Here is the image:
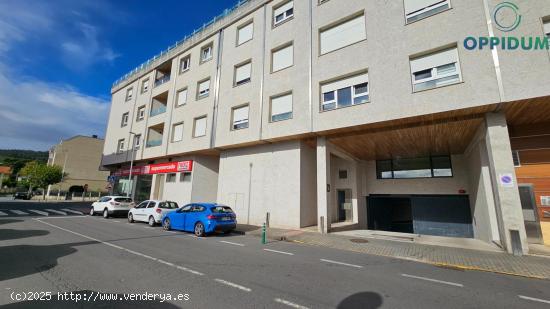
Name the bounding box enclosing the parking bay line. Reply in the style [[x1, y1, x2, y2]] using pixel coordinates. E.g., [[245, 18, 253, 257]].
[[263, 249, 294, 256], [61, 208, 84, 215], [34, 218, 204, 276], [219, 240, 245, 247], [274, 298, 309, 309], [518, 295, 550, 304], [320, 259, 363, 269], [214, 279, 251, 292], [0, 211, 8, 216], [10, 210, 28, 215], [45, 209, 67, 215], [29, 209, 49, 216], [401, 274, 463, 287]]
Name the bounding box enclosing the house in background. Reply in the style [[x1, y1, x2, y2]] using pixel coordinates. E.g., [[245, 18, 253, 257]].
[[47, 135, 110, 197], [0, 166, 11, 188]]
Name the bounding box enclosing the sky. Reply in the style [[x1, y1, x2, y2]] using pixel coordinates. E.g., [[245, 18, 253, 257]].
[[0, 0, 237, 151]]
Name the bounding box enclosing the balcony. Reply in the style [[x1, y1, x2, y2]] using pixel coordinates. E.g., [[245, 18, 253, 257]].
[[145, 139, 163, 148], [146, 123, 164, 148], [154, 61, 172, 88], [150, 91, 168, 117]]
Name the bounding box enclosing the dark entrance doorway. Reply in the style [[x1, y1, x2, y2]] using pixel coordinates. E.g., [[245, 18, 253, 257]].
[[518, 184, 543, 244], [367, 195, 473, 238]]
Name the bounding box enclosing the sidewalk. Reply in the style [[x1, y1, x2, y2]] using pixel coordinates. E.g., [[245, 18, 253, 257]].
[[235, 224, 550, 279]]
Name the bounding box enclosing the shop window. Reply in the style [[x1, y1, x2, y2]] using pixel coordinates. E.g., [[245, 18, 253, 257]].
[[166, 173, 177, 183], [376, 155, 453, 179], [180, 172, 192, 182]]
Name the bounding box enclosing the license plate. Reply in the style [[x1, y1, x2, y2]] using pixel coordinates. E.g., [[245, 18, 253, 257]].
[[221, 217, 231, 221]]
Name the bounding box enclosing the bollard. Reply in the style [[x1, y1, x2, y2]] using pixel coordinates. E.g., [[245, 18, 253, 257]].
[[261, 223, 267, 245]]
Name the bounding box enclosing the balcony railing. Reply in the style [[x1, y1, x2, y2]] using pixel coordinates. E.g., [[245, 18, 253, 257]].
[[154, 75, 171, 87], [145, 139, 162, 148], [149, 105, 167, 117]]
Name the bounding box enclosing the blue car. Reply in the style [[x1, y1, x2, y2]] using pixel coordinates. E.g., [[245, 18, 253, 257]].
[[162, 203, 237, 236]]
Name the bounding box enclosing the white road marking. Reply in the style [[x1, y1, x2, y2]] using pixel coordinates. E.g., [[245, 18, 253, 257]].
[[167, 231, 178, 234], [518, 295, 550, 304], [187, 235, 205, 239], [61, 208, 84, 215], [0, 211, 9, 216], [274, 298, 310, 309], [263, 249, 294, 256], [10, 210, 28, 215], [401, 274, 463, 287], [112, 220, 120, 223], [34, 219, 204, 276], [45, 209, 67, 215], [320, 259, 363, 269], [28, 210, 49, 216], [214, 279, 251, 292], [219, 240, 245, 247]]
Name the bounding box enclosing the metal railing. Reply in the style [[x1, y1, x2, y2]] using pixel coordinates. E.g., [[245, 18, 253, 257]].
[[112, 0, 251, 90]]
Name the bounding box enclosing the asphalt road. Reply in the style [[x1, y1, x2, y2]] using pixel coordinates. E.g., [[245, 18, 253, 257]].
[[1, 204, 550, 308]]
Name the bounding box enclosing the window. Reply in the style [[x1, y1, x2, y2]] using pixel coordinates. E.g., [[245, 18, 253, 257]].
[[237, 22, 254, 45], [404, 0, 451, 23], [193, 116, 207, 137], [180, 172, 192, 182], [339, 170, 348, 179], [410, 47, 462, 92], [121, 112, 129, 127], [141, 79, 149, 93], [234, 61, 252, 86], [272, 43, 293, 72], [232, 105, 249, 130], [512, 150, 521, 167], [125, 88, 133, 101], [271, 92, 293, 122], [197, 79, 210, 99], [321, 72, 369, 111], [137, 106, 145, 121], [117, 139, 125, 153], [180, 55, 191, 73], [176, 88, 188, 107], [320, 14, 366, 55], [133, 134, 141, 149], [274, 1, 294, 26], [541, 196, 550, 206], [376, 155, 453, 179], [544, 20, 550, 38], [171, 122, 184, 142], [166, 173, 177, 183], [200, 44, 213, 63]]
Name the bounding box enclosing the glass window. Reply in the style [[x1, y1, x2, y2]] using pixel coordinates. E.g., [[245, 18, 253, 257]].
[[141, 79, 149, 93], [211, 206, 234, 213], [237, 22, 254, 45], [159, 201, 179, 209], [232, 105, 249, 130], [197, 79, 210, 99], [166, 173, 177, 183], [339, 170, 348, 179], [432, 156, 453, 177], [376, 155, 453, 179], [137, 106, 145, 121], [410, 47, 461, 92], [273, 1, 294, 26], [180, 172, 192, 182], [337, 87, 352, 107], [393, 157, 432, 178], [321, 72, 369, 111], [114, 197, 133, 203], [180, 56, 191, 73], [234, 61, 252, 86], [200, 44, 213, 62], [376, 160, 393, 179], [180, 205, 192, 212], [271, 93, 293, 122], [404, 0, 451, 24]]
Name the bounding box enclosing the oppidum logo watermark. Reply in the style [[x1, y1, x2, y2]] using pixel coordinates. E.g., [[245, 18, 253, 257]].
[[464, 1, 549, 50]]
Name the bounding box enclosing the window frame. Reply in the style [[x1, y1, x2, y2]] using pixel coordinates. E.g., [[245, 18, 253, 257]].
[[271, 42, 294, 73], [236, 20, 254, 46], [125, 87, 133, 102], [166, 173, 177, 183], [270, 92, 293, 122], [171, 122, 184, 143], [231, 104, 250, 130], [319, 12, 367, 55], [141, 79, 149, 93], [180, 172, 192, 182], [376, 155, 454, 179], [233, 60, 252, 87], [273, 0, 294, 27], [136, 106, 146, 121], [196, 78, 211, 100], [200, 43, 213, 64], [410, 47, 462, 93], [133, 134, 141, 150], [193, 115, 208, 138], [404, 0, 452, 24], [117, 139, 125, 154], [320, 73, 370, 112], [175, 87, 188, 107], [179, 55, 191, 74], [121, 112, 129, 127]]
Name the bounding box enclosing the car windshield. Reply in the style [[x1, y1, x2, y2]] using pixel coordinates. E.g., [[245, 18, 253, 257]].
[[159, 202, 178, 209], [211, 206, 234, 213], [114, 197, 133, 203]]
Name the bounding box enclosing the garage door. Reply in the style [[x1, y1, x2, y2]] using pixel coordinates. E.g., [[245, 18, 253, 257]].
[[367, 195, 473, 238]]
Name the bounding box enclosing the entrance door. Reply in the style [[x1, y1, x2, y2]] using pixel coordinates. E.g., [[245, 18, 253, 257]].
[[518, 185, 543, 244], [153, 174, 165, 200], [337, 189, 353, 222]]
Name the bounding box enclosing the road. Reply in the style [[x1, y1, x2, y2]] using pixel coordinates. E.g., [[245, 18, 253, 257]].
[[1, 201, 550, 308]]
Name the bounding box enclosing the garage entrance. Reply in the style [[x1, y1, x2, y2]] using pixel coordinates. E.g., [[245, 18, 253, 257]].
[[367, 195, 474, 238]]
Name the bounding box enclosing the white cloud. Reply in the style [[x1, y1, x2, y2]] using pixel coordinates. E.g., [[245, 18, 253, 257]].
[[0, 71, 109, 150]]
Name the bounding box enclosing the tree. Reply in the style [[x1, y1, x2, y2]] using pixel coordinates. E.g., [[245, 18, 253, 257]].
[[19, 161, 63, 200]]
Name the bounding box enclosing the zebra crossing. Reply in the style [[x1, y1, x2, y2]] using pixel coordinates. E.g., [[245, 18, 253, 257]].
[[0, 208, 84, 217]]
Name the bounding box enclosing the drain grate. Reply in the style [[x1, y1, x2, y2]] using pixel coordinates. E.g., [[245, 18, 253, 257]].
[[350, 238, 369, 244]]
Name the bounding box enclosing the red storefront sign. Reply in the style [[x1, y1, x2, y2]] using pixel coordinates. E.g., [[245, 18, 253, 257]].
[[113, 160, 193, 177]]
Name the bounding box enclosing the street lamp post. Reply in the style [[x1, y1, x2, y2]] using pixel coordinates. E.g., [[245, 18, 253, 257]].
[[127, 132, 139, 198]]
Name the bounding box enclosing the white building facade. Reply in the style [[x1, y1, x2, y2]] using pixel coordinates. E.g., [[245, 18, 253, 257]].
[[103, 0, 550, 254]]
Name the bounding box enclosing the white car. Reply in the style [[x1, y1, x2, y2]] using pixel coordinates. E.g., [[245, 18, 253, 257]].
[[90, 196, 134, 218], [128, 200, 179, 226]]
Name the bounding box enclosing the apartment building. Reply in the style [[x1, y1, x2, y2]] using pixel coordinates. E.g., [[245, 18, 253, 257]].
[[102, 0, 550, 253]]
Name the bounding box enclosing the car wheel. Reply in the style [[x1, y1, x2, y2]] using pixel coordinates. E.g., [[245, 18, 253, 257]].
[[103, 209, 109, 219], [89, 208, 95, 216], [194, 222, 205, 237], [224, 230, 233, 235], [148, 216, 156, 227], [163, 218, 171, 231], [128, 213, 134, 223]]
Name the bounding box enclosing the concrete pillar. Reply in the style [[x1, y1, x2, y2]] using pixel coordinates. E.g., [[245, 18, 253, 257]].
[[354, 161, 367, 229], [484, 112, 528, 254], [316, 137, 331, 233]]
